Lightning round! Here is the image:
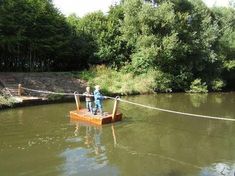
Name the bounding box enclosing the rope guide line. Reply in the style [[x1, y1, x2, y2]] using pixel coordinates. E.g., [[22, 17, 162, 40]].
[[21, 86, 234, 122], [117, 98, 235, 122], [21, 87, 116, 99]]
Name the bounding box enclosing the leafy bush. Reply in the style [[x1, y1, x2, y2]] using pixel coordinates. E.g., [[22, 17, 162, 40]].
[[79, 65, 158, 95], [211, 79, 225, 91], [154, 70, 172, 93], [131, 47, 157, 74], [0, 95, 16, 107], [189, 79, 208, 93]]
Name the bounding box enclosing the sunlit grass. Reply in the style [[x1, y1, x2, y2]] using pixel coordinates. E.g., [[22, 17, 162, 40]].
[[78, 65, 156, 95], [0, 95, 16, 107]]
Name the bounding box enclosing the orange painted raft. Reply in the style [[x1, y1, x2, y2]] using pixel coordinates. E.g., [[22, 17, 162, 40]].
[[70, 109, 122, 125]]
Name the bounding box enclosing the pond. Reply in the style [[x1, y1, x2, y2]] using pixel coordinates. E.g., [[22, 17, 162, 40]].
[[0, 93, 235, 176]]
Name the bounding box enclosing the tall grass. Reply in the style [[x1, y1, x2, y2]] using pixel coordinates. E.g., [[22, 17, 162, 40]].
[[0, 95, 16, 107], [78, 65, 157, 95]]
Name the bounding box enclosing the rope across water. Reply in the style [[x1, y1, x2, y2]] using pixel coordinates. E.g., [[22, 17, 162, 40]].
[[117, 98, 235, 122], [22, 87, 74, 96], [22, 87, 116, 100], [21, 87, 235, 122]]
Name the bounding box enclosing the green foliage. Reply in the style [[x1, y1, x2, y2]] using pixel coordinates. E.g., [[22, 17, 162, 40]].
[[0, 0, 235, 91], [131, 46, 157, 73], [0, 95, 16, 107], [79, 65, 175, 94], [79, 65, 158, 95], [154, 70, 173, 93], [120, 0, 224, 91], [189, 79, 208, 93], [212, 7, 235, 90], [211, 79, 225, 91], [224, 60, 235, 71], [0, 0, 89, 71]]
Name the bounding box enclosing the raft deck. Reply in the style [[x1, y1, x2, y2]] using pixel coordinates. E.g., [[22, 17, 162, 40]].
[[70, 109, 122, 125]]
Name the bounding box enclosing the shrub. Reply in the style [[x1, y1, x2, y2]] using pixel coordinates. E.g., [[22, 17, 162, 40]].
[[79, 65, 158, 95], [211, 79, 225, 91], [189, 79, 208, 93], [0, 95, 16, 107], [154, 70, 172, 93]]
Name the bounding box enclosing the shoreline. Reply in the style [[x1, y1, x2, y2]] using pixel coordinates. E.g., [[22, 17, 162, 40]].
[[1, 91, 235, 111], [0, 97, 75, 111], [1, 71, 234, 111]]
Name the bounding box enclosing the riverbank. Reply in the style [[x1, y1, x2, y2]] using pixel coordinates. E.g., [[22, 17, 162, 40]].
[[0, 67, 233, 110], [76, 65, 159, 95], [0, 96, 75, 110], [0, 72, 88, 110], [0, 68, 146, 110], [0, 96, 16, 108]]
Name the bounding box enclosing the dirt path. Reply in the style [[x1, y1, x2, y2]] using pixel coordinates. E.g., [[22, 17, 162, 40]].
[[0, 72, 87, 97]]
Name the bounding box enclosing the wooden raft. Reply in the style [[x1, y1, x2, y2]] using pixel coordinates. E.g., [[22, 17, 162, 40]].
[[70, 109, 122, 125], [69, 94, 122, 125]]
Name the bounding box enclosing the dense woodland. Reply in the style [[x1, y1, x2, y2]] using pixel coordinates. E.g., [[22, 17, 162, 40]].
[[0, 0, 235, 92]]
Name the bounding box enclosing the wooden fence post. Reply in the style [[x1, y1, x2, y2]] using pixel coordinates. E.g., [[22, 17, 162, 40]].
[[112, 97, 119, 121], [18, 84, 22, 96], [74, 93, 81, 111]]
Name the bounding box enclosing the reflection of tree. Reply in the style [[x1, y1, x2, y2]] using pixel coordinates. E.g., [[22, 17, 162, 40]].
[[211, 94, 223, 104], [189, 93, 208, 108]]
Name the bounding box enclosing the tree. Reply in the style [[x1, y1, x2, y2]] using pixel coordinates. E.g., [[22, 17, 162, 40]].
[[212, 6, 235, 90], [0, 0, 84, 71]]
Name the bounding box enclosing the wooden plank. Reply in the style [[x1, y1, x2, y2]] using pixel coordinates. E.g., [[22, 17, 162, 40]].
[[70, 109, 122, 125]]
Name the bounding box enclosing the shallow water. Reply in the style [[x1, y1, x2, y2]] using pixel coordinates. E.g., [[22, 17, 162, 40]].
[[0, 93, 235, 176]]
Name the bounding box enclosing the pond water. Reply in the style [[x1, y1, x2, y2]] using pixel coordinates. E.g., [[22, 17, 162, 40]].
[[0, 93, 235, 176]]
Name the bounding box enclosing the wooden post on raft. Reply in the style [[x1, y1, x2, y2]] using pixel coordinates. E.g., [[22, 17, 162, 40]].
[[112, 96, 119, 121], [74, 92, 81, 111], [18, 84, 22, 96]]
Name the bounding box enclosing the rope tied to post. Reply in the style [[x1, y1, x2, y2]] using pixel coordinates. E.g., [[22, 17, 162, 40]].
[[20, 86, 234, 122]]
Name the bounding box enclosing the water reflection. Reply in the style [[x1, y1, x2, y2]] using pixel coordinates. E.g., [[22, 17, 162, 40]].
[[1, 93, 235, 176], [200, 162, 235, 176], [212, 94, 224, 104], [188, 93, 208, 108], [60, 122, 119, 176], [73, 122, 104, 155]]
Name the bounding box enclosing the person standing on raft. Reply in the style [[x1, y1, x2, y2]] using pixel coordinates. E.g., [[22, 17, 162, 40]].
[[83, 86, 93, 112], [93, 85, 106, 115]]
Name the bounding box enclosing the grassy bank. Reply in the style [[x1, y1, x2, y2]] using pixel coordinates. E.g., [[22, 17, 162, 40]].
[[0, 95, 16, 107], [73, 65, 160, 95], [73, 65, 227, 95]]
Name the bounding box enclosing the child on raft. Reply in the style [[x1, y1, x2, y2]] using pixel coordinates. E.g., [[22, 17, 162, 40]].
[[83, 86, 93, 112], [93, 85, 106, 115]]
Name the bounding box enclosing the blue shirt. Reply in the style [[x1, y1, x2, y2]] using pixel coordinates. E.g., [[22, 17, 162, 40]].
[[94, 90, 104, 102]]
